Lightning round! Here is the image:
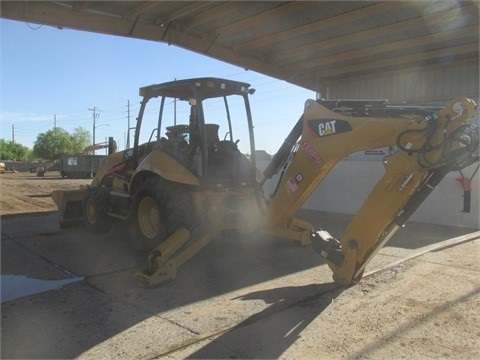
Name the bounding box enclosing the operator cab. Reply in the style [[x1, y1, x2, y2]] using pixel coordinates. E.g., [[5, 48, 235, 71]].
[[133, 78, 257, 186]]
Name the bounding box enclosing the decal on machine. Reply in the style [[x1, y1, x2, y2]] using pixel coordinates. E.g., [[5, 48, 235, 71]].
[[308, 119, 352, 137], [107, 161, 126, 174], [302, 139, 324, 167], [286, 173, 304, 193]]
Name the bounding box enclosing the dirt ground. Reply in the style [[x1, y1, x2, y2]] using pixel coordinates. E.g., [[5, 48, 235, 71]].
[[0, 171, 91, 216]]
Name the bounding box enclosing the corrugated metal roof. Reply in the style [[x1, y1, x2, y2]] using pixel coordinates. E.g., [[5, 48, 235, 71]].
[[1, 1, 478, 93]]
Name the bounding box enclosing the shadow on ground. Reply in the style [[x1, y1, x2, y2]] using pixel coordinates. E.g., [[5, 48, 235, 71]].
[[187, 282, 343, 359]]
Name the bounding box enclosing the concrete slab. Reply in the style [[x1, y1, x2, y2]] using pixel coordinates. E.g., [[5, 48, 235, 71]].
[[86, 232, 334, 337], [1, 210, 478, 359], [1, 281, 195, 359], [3, 214, 145, 277], [162, 240, 480, 360], [1, 237, 68, 280], [1, 212, 60, 238], [281, 240, 480, 360]]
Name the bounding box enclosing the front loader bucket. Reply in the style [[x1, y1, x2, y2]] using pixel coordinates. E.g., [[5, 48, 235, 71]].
[[52, 188, 86, 228]]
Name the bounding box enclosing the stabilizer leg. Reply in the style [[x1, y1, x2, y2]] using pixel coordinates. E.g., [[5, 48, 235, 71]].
[[134, 226, 213, 288]]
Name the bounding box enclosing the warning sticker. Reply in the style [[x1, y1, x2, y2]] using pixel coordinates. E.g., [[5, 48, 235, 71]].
[[286, 173, 303, 193]]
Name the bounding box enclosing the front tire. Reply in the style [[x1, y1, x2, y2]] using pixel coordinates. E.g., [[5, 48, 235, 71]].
[[84, 186, 112, 233], [131, 178, 192, 251]]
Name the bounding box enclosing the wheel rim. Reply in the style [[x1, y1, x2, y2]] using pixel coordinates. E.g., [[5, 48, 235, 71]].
[[85, 198, 96, 224], [138, 197, 161, 238]]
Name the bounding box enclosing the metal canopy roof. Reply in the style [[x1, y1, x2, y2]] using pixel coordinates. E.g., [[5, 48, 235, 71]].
[[1, 1, 478, 92]]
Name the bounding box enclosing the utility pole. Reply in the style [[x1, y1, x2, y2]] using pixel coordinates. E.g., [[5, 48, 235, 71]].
[[127, 100, 136, 150], [54, 114, 57, 129], [88, 107, 100, 153], [11, 124, 15, 171], [127, 100, 131, 149], [174, 78, 177, 126]]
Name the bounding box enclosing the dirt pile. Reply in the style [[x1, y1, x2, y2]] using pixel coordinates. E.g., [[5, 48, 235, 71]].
[[0, 172, 91, 216]]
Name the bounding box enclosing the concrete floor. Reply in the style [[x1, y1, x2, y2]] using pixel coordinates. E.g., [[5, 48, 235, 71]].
[[1, 210, 479, 359]]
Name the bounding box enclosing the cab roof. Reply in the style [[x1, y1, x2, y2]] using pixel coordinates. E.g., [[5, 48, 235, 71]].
[[139, 77, 252, 100]]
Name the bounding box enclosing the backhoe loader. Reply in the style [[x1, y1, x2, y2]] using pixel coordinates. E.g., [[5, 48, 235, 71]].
[[53, 77, 479, 287]]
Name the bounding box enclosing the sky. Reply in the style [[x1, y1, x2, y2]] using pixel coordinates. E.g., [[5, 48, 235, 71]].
[[0, 18, 315, 154]]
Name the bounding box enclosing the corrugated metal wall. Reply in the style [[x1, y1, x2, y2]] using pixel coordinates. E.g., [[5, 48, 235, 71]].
[[323, 62, 479, 105], [304, 65, 480, 229]]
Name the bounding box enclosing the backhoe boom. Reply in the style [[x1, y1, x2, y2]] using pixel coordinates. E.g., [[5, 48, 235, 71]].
[[263, 97, 478, 284]]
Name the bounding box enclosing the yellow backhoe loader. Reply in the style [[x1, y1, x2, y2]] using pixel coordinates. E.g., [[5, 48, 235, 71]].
[[52, 77, 479, 287]]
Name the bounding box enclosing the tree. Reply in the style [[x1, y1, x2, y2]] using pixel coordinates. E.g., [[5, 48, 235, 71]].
[[33, 127, 91, 160], [70, 127, 91, 153], [0, 139, 32, 160]]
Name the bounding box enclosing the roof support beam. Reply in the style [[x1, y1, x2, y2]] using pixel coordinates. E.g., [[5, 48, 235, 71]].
[[154, 2, 214, 25], [297, 26, 479, 72], [123, 1, 161, 20], [270, 2, 479, 64], [235, 1, 408, 52], [208, 2, 302, 39], [309, 43, 479, 80]]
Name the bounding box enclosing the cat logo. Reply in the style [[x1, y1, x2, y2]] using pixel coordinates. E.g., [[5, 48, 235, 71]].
[[319, 120, 337, 136], [308, 119, 352, 137]]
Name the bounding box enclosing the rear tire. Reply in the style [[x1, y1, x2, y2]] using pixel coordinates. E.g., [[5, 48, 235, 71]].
[[84, 186, 112, 233], [131, 178, 192, 252]]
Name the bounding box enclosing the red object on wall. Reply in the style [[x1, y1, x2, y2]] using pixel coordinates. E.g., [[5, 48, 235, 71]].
[[456, 177, 472, 191]]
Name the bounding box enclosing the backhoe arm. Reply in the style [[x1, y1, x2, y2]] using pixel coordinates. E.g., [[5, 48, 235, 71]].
[[264, 97, 478, 284]]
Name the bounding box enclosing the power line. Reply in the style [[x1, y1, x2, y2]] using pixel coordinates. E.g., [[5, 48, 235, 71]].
[[88, 106, 101, 149]]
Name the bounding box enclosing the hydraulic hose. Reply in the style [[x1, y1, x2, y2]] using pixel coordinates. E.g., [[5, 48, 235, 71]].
[[260, 115, 304, 186]]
